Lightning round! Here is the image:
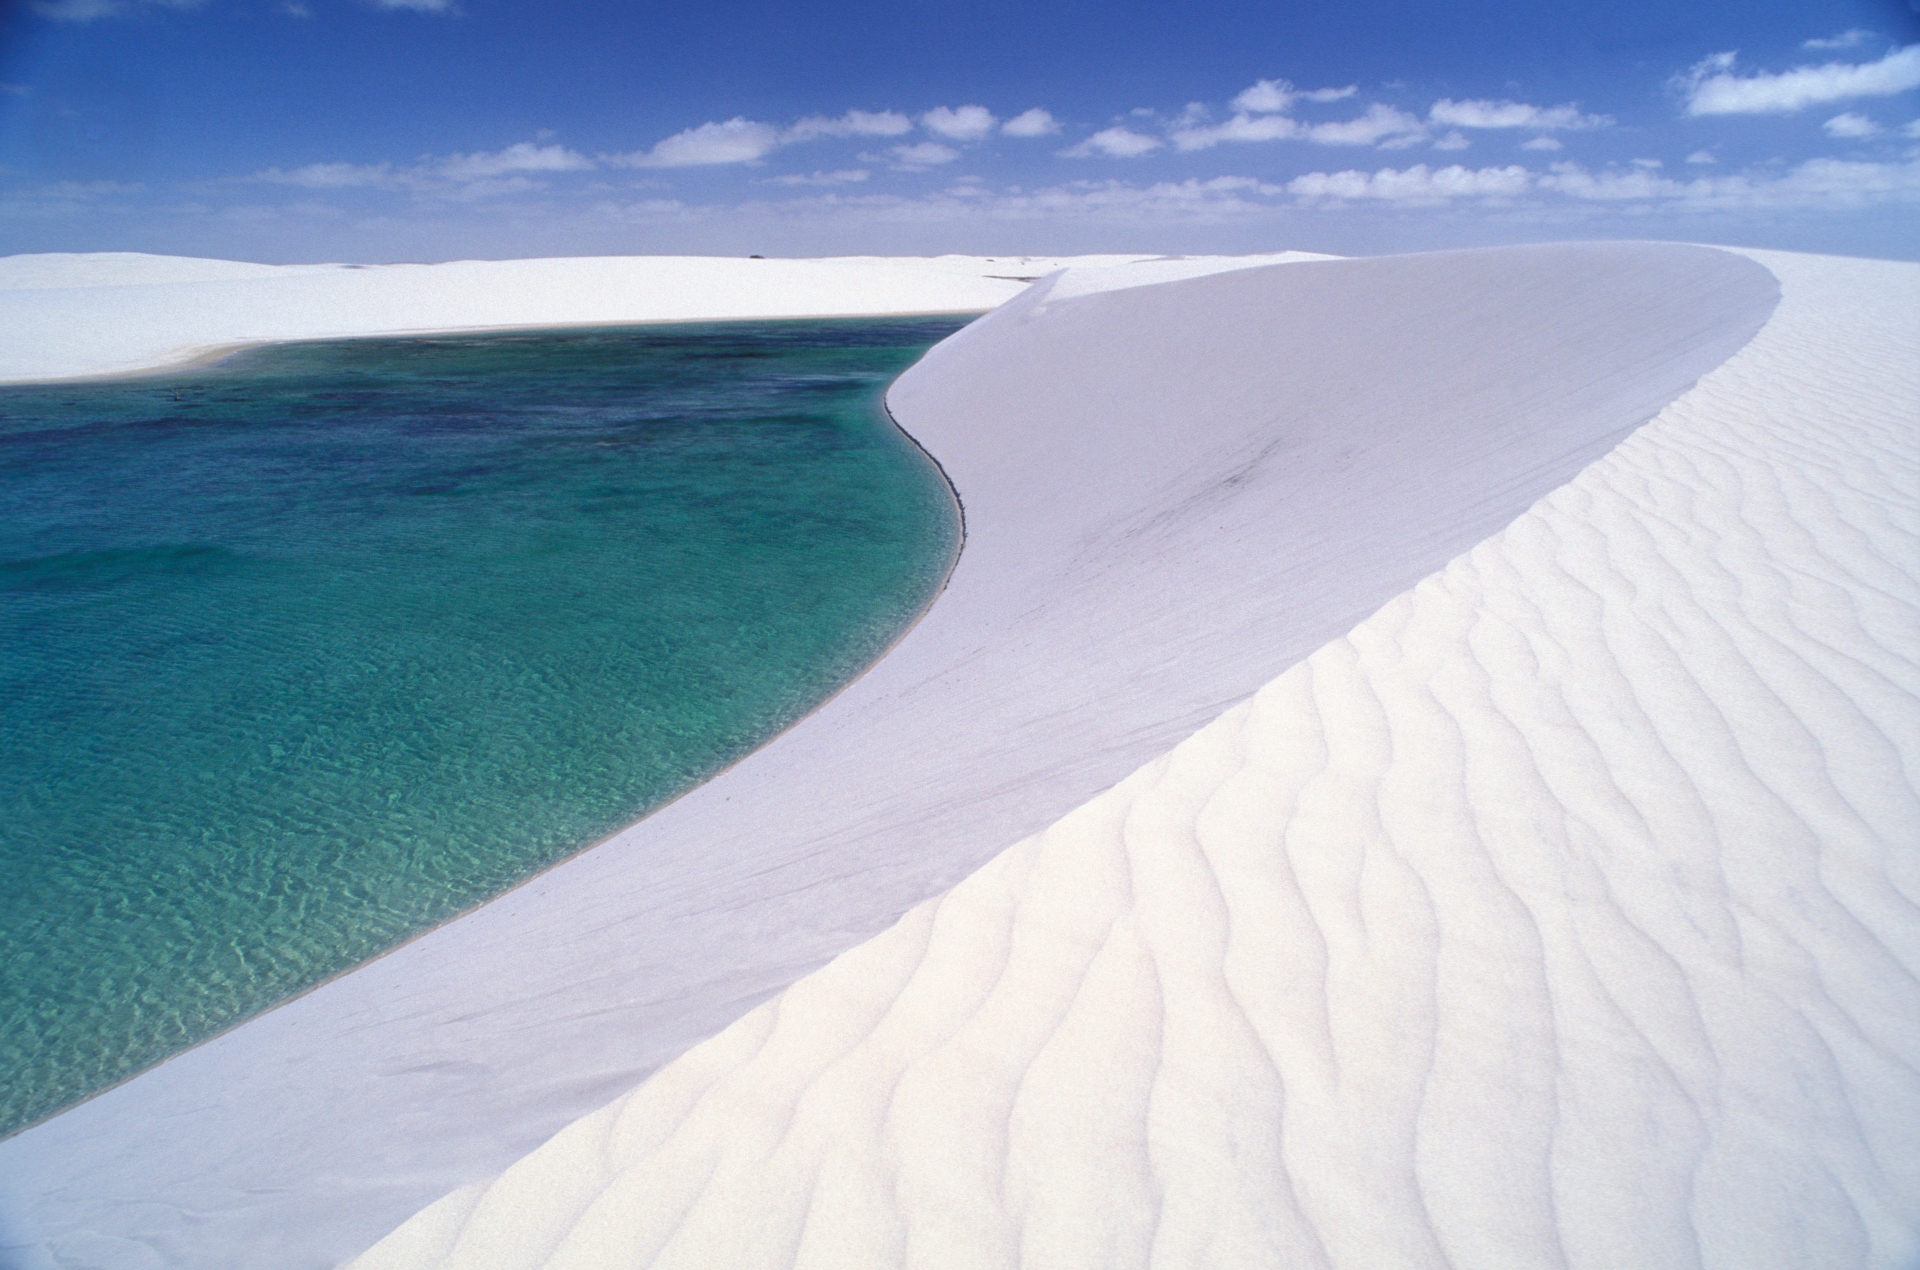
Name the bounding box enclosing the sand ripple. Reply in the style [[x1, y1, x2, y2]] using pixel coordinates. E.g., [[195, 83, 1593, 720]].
[[354, 249, 1920, 1268]]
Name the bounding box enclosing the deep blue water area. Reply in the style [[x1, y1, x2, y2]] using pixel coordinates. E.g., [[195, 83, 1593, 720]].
[[0, 317, 966, 1137]]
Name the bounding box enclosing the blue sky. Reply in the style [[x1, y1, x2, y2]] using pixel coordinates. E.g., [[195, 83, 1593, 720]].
[[2, 0, 1918, 261]]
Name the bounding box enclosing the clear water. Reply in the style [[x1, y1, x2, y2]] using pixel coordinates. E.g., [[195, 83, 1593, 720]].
[[0, 317, 965, 1137]]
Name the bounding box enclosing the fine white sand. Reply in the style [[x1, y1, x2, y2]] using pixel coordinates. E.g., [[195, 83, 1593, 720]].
[[348, 246, 1920, 1269], [0, 243, 1847, 1270], [0, 249, 1324, 383]]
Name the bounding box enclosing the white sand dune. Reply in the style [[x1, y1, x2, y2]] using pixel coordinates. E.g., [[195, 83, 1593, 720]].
[[0, 249, 1321, 383], [0, 242, 1857, 1269], [346, 247, 1920, 1269]]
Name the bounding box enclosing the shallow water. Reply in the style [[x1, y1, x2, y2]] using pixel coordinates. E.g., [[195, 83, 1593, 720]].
[[0, 318, 965, 1137]]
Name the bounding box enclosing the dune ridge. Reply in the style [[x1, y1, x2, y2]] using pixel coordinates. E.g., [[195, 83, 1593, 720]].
[[351, 246, 1920, 1268], [0, 244, 1789, 1268]]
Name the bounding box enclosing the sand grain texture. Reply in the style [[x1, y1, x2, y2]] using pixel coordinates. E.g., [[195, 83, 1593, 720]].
[[353, 246, 1920, 1268], [0, 244, 1807, 1268]]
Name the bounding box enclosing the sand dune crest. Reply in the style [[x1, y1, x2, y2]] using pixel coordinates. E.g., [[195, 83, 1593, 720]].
[[349, 246, 1920, 1268]]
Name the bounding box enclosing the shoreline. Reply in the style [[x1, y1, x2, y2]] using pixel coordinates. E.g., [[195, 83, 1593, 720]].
[[0, 243, 1811, 1269], [15, 309, 1004, 387]]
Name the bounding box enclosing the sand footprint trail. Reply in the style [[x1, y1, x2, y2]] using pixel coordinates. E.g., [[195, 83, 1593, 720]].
[[0, 243, 1809, 1268], [356, 248, 1920, 1267]]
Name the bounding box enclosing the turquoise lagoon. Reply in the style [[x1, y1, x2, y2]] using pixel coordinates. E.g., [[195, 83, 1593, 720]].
[[0, 317, 966, 1136]]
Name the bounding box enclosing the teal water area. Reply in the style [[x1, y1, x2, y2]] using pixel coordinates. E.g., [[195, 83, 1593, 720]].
[[0, 317, 966, 1137]]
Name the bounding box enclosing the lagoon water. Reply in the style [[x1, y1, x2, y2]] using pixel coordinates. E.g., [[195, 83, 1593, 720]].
[[0, 317, 965, 1137]]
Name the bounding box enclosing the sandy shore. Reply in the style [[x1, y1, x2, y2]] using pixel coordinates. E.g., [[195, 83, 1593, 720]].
[[4, 243, 1913, 1269], [350, 243, 1920, 1270], [0, 246, 1323, 1266]]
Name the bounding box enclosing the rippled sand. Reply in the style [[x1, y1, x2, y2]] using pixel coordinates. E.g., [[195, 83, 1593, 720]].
[[351, 245, 1918, 1269]]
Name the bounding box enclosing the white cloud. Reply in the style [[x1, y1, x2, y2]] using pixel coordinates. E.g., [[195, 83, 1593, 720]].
[[1682, 44, 1920, 114], [889, 141, 960, 168], [1823, 111, 1882, 137], [1233, 79, 1295, 113], [1433, 131, 1471, 151], [1172, 114, 1299, 149], [1428, 98, 1612, 130], [1230, 78, 1356, 113], [920, 105, 997, 141], [1804, 30, 1873, 51], [1276, 154, 1920, 211], [374, 0, 456, 10], [1522, 135, 1564, 151], [784, 110, 911, 142], [1906, 120, 1920, 138], [436, 142, 591, 181], [1009, 175, 1284, 219], [1002, 108, 1060, 137], [1534, 163, 1673, 201], [1174, 102, 1426, 150], [1062, 126, 1165, 158], [1306, 103, 1428, 147], [252, 145, 590, 197], [612, 118, 782, 168], [1688, 149, 1717, 163], [311, 105, 944, 187], [722, 174, 1292, 230], [761, 154, 1920, 225], [1287, 162, 1532, 204], [1538, 156, 1920, 209], [609, 110, 910, 169], [763, 169, 869, 186]]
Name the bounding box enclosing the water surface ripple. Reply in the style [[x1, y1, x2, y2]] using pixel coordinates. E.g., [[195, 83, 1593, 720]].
[[0, 318, 965, 1136]]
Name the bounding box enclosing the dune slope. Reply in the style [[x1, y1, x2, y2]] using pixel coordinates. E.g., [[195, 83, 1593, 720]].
[[0, 244, 1781, 1269], [351, 247, 1920, 1269]]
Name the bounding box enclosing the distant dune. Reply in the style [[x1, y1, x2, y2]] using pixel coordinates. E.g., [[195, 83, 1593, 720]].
[[4, 243, 1914, 1270], [0, 250, 1320, 383]]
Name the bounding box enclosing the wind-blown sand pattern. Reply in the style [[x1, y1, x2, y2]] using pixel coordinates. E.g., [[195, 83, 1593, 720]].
[[0, 243, 1869, 1269], [349, 246, 1919, 1269]]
